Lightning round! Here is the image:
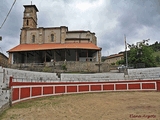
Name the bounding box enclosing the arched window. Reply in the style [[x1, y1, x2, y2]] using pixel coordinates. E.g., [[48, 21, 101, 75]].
[[32, 35, 35, 43], [27, 19, 29, 26], [51, 34, 54, 42]]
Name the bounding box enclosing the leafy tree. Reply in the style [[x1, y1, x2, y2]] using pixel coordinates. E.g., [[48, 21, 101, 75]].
[[150, 41, 160, 52], [127, 45, 156, 68], [155, 56, 160, 64], [116, 59, 125, 65]]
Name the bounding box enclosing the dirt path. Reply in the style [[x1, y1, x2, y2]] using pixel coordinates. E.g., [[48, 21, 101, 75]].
[[0, 91, 160, 120]]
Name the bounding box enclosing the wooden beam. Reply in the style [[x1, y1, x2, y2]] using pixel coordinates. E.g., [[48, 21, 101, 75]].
[[46, 50, 52, 57], [66, 49, 71, 56], [55, 50, 61, 56]]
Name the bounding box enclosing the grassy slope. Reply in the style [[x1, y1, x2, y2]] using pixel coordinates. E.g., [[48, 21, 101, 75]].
[[153, 51, 160, 57]]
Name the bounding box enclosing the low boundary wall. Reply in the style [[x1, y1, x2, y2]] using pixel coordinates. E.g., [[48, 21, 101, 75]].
[[0, 102, 10, 115], [9, 77, 160, 104]]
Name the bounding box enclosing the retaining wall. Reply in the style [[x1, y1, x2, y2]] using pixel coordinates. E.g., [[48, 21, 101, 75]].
[[10, 61, 110, 73]]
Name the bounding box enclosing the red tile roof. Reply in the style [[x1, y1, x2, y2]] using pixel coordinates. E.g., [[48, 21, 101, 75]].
[[106, 53, 124, 59], [8, 43, 101, 52]]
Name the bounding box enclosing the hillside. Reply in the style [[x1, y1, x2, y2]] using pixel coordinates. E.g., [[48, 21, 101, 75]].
[[153, 51, 160, 57]]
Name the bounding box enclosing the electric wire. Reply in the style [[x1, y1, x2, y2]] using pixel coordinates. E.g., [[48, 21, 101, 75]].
[[0, 0, 16, 29]]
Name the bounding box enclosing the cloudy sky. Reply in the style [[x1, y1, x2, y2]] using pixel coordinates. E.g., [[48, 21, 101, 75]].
[[0, 0, 160, 57]]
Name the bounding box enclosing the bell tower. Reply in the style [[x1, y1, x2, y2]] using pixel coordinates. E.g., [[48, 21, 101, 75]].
[[22, 5, 39, 28], [20, 5, 39, 44]]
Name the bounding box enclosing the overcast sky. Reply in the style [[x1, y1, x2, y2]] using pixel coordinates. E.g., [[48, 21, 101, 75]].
[[0, 0, 160, 57]]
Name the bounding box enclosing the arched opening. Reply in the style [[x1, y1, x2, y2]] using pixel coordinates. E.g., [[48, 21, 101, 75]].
[[32, 35, 35, 43], [27, 19, 29, 26], [51, 34, 54, 42]]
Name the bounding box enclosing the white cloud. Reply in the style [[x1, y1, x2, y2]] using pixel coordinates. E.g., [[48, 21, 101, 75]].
[[0, 0, 160, 57], [75, 0, 104, 11]]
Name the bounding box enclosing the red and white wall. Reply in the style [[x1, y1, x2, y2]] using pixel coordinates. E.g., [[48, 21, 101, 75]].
[[9, 77, 160, 104]]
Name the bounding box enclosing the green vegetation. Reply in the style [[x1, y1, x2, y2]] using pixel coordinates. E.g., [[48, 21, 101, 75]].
[[116, 59, 124, 65], [62, 64, 67, 70], [150, 41, 160, 52], [42, 66, 52, 72], [153, 51, 160, 66], [127, 45, 156, 67], [116, 41, 160, 68], [101, 56, 107, 62], [111, 62, 116, 65]]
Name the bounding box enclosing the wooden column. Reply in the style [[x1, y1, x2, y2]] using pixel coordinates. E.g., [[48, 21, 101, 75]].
[[86, 50, 88, 61], [26, 52, 27, 63], [54, 50, 56, 61], [34, 51, 35, 63], [65, 49, 66, 60], [44, 51, 46, 62], [76, 49, 77, 61]]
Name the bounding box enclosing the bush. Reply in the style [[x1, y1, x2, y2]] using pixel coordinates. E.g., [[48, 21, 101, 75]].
[[62, 64, 67, 70], [111, 63, 115, 65], [42, 66, 52, 72]]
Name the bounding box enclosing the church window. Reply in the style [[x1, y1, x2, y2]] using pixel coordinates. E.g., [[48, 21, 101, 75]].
[[27, 19, 29, 26], [32, 35, 35, 43], [51, 34, 54, 42]]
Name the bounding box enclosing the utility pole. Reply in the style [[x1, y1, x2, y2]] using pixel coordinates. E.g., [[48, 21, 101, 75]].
[[124, 34, 128, 67], [124, 34, 128, 76]]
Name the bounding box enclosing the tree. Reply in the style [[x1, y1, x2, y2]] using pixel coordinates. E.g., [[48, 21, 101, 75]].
[[155, 56, 160, 65], [150, 41, 160, 52], [127, 45, 156, 68], [116, 59, 125, 65]]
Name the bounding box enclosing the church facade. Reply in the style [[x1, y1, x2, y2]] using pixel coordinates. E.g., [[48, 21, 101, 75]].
[[8, 5, 101, 64]]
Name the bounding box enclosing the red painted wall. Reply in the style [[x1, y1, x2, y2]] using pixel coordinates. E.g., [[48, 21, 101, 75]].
[[11, 79, 160, 104], [12, 88, 19, 101], [32, 87, 41, 96], [128, 84, 140, 89], [43, 86, 53, 95], [79, 85, 89, 92], [157, 81, 160, 91], [103, 84, 114, 90], [55, 86, 65, 93], [142, 83, 155, 89], [20, 88, 30, 99], [67, 86, 77, 93], [116, 84, 127, 90], [91, 85, 101, 91]]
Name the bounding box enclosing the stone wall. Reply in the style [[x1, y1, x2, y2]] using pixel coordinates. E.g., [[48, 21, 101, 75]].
[[0, 53, 8, 67], [0, 67, 10, 115], [10, 61, 110, 73], [64, 61, 109, 73]]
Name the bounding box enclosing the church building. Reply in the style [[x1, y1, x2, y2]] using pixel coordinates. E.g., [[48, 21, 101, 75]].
[[8, 5, 101, 64]]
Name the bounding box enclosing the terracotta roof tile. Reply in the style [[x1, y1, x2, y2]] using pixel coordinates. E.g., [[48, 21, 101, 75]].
[[8, 43, 101, 52], [106, 53, 124, 59]]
